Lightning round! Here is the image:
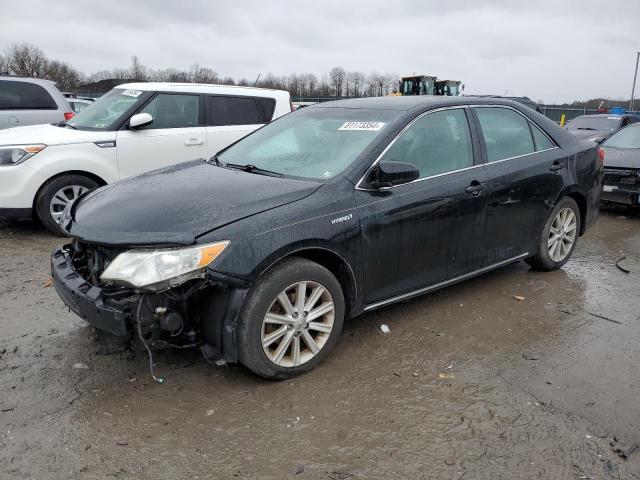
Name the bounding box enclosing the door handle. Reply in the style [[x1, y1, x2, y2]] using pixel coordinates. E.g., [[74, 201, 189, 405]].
[[550, 161, 565, 172], [465, 181, 487, 196], [184, 138, 204, 146]]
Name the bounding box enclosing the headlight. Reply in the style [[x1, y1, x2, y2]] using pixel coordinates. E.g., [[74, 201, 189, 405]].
[[100, 241, 229, 290], [0, 144, 46, 166]]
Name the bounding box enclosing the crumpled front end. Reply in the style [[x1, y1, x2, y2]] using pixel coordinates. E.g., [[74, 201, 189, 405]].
[[51, 240, 248, 366]]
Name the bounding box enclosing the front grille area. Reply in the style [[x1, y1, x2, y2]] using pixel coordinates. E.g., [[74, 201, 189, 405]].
[[69, 240, 125, 287], [604, 168, 640, 185]]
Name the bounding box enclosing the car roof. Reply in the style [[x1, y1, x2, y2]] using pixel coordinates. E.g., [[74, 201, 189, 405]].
[[0, 75, 56, 86], [116, 82, 288, 96], [574, 114, 622, 119], [312, 95, 534, 111]]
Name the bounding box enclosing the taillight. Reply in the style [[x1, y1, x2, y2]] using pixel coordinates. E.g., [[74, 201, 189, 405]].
[[64, 112, 74, 121], [597, 147, 605, 169]]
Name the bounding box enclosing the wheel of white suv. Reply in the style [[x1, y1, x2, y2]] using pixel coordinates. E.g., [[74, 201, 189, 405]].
[[237, 257, 345, 379], [526, 196, 581, 271], [35, 174, 99, 235]]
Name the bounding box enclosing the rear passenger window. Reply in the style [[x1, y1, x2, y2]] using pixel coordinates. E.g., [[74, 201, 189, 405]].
[[138, 94, 200, 129], [0, 80, 57, 110], [207, 96, 266, 126], [530, 123, 554, 151], [475, 107, 535, 162], [382, 108, 473, 179]]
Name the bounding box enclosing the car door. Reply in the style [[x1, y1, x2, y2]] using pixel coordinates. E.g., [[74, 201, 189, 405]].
[[204, 95, 269, 158], [471, 106, 565, 265], [115, 92, 206, 178], [356, 107, 489, 305]]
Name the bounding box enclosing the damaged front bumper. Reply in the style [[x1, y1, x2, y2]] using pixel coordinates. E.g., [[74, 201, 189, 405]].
[[602, 169, 640, 206], [51, 247, 129, 337], [51, 243, 249, 363]]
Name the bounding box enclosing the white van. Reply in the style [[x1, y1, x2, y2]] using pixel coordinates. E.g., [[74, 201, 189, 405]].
[[0, 82, 292, 233]]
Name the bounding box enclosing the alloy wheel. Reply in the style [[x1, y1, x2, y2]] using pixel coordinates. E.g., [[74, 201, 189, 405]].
[[261, 281, 335, 368], [548, 207, 577, 262], [49, 185, 89, 223]]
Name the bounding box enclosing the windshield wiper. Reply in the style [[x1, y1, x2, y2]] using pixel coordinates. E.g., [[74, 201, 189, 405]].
[[576, 127, 596, 131], [205, 155, 225, 167], [224, 162, 283, 177]]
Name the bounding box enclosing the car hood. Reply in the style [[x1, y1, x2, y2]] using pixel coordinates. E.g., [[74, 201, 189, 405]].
[[567, 128, 610, 140], [602, 147, 640, 170], [66, 160, 322, 246], [0, 123, 110, 146]]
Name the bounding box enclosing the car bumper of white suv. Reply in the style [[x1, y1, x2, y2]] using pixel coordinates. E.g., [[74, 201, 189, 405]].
[[0, 163, 47, 216]]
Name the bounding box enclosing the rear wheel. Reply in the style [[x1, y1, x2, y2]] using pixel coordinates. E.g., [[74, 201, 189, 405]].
[[526, 197, 581, 271], [237, 257, 345, 379], [35, 174, 98, 235]]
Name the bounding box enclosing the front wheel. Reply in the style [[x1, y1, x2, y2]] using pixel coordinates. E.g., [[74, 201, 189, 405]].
[[35, 174, 99, 235], [237, 257, 345, 379], [526, 197, 581, 271]]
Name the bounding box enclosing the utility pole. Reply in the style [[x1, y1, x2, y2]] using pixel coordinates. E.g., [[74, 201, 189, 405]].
[[630, 51, 639, 113]]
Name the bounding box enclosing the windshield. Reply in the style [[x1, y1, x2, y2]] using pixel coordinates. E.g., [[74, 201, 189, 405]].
[[566, 116, 620, 131], [68, 88, 150, 130], [217, 107, 400, 180], [602, 124, 640, 149]]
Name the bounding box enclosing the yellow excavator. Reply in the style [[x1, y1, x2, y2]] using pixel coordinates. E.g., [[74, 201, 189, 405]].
[[395, 75, 462, 96]]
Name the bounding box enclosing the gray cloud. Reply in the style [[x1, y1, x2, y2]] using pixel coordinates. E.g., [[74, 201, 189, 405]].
[[1, 0, 639, 103]]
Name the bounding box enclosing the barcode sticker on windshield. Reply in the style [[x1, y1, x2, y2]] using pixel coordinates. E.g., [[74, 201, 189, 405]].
[[339, 122, 385, 131], [121, 89, 142, 98]]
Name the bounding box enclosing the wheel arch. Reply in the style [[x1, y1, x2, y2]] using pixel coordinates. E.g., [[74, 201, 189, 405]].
[[256, 244, 359, 319], [563, 189, 588, 236], [32, 170, 108, 210]]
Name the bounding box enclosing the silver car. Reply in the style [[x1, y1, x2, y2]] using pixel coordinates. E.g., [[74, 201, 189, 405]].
[[0, 76, 73, 129]]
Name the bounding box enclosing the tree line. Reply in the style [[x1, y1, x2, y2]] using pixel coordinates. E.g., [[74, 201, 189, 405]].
[[0, 43, 399, 98]]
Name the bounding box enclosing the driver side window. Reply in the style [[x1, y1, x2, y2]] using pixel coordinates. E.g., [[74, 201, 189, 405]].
[[382, 109, 473, 179], [137, 94, 200, 129]]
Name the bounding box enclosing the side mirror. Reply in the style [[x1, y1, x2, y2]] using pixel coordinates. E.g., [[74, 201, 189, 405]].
[[368, 160, 419, 189], [129, 113, 153, 129]]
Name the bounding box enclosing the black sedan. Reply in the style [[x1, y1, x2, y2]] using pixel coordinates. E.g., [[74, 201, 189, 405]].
[[51, 97, 603, 379], [565, 113, 639, 143], [601, 123, 640, 206]]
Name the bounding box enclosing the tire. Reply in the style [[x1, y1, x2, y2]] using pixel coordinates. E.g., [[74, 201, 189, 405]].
[[35, 174, 99, 235], [526, 197, 581, 271], [237, 257, 345, 379]]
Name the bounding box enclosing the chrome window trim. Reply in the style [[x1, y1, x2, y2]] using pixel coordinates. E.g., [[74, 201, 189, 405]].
[[355, 106, 473, 191], [364, 252, 529, 311], [355, 104, 560, 192]]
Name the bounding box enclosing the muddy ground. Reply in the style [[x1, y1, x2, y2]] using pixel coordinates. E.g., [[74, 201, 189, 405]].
[[0, 210, 639, 480]]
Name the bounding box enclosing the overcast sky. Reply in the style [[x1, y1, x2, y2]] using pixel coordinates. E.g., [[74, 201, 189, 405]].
[[2, 0, 639, 103]]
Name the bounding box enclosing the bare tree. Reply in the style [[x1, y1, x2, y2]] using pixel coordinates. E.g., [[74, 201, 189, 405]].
[[190, 63, 219, 83], [329, 66, 346, 98], [346, 72, 364, 97], [129, 56, 147, 81], [4, 43, 48, 77], [0, 54, 7, 74], [303, 73, 318, 97], [45, 60, 84, 90]]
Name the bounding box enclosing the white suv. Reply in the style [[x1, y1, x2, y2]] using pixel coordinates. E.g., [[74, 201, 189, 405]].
[[0, 83, 292, 233]]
